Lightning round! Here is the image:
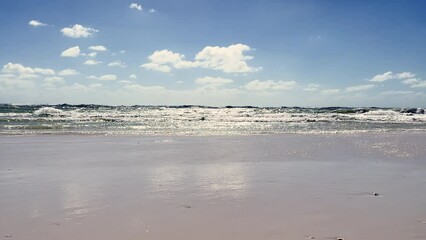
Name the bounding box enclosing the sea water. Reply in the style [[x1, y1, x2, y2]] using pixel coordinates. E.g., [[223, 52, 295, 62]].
[[0, 104, 425, 135]]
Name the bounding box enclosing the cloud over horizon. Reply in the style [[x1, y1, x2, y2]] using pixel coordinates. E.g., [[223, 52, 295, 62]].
[[141, 44, 262, 74]]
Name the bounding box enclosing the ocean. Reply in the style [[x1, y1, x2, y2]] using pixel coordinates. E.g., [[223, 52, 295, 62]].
[[0, 104, 425, 135]]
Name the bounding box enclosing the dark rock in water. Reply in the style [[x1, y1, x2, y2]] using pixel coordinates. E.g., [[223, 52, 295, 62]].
[[373, 192, 380, 196], [200, 116, 206, 121], [416, 108, 425, 114]]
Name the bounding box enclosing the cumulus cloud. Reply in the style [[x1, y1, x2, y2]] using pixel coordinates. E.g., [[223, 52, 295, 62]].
[[61, 46, 81, 57], [87, 75, 117, 81], [0, 63, 56, 89], [28, 20, 47, 27], [402, 78, 420, 85], [345, 84, 375, 92], [84, 60, 102, 65], [149, 9, 157, 13], [2, 62, 55, 75], [303, 84, 320, 91], [87, 52, 97, 58], [43, 77, 65, 89], [0, 75, 35, 89], [410, 81, 426, 88], [108, 61, 127, 68], [129, 74, 137, 79], [61, 24, 98, 38], [58, 69, 79, 76], [369, 71, 416, 82], [195, 76, 233, 89], [395, 72, 415, 79], [380, 90, 414, 96], [141, 62, 172, 73], [141, 44, 261, 73], [244, 80, 296, 91], [369, 71, 394, 82], [89, 45, 107, 52], [129, 3, 142, 11], [195, 44, 261, 73], [321, 89, 340, 95]]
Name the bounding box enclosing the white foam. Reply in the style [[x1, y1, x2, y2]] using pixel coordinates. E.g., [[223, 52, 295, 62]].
[[33, 107, 66, 116]]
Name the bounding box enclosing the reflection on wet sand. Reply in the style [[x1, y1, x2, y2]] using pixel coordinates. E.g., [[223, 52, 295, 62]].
[[62, 181, 90, 217], [148, 162, 250, 201], [195, 163, 249, 200]]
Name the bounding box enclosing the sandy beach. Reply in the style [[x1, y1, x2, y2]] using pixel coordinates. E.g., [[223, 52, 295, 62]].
[[1, 133, 426, 240]]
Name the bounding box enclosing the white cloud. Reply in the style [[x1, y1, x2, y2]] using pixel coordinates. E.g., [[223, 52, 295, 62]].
[[410, 81, 426, 88], [18, 73, 40, 79], [141, 44, 261, 73], [129, 74, 137, 79], [244, 80, 296, 91], [141, 62, 172, 72], [108, 61, 127, 68], [87, 52, 98, 57], [402, 78, 420, 85], [84, 60, 102, 65], [321, 89, 340, 95], [2, 63, 34, 74], [28, 20, 47, 27], [303, 84, 320, 91], [195, 44, 261, 73], [381, 90, 414, 96], [345, 84, 374, 92], [58, 69, 79, 76], [119, 80, 133, 84], [61, 24, 98, 38], [369, 71, 394, 82], [130, 3, 142, 11], [88, 83, 102, 88], [147, 50, 187, 65], [149, 9, 157, 13], [43, 77, 65, 89], [34, 68, 55, 75], [2, 62, 55, 75], [176, 81, 183, 84], [195, 76, 233, 89], [0, 75, 35, 89], [395, 72, 415, 79], [88, 45, 107, 52], [120, 50, 126, 54], [61, 83, 102, 91], [61, 46, 81, 57], [87, 75, 117, 81], [369, 71, 416, 82]]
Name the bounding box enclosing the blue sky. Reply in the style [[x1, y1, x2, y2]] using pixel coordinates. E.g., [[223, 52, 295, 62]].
[[0, 0, 425, 107]]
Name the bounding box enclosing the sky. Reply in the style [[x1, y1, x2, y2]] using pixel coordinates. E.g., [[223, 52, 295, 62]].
[[0, 0, 425, 107]]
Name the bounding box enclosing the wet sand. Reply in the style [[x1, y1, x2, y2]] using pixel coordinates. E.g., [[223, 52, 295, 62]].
[[1, 133, 426, 240]]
